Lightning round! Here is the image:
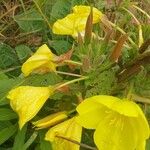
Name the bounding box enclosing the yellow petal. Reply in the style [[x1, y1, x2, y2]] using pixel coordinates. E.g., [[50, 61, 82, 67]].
[[21, 44, 57, 76], [32, 111, 68, 129], [76, 98, 108, 129], [133, 105, 150, 139], [76, 95, 150, 150], [53, 13, 89, 37], [91, 95, 139, 117], [136, 141, 146, 150], [52, 5, 103, 37], [45, 117, 82, 150], [94, 112, 138, 150], [130, 105, 150, 149], [72, 5, 103, 23], [7, 86, 54, 129], [52, 14, 76, 36]]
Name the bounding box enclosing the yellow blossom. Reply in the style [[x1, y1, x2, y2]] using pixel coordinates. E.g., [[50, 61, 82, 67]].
[[52, 5, 103, 37], [32, 111, 68, 129], [45, 117, 82, 150], [7, 86, 54, 129], [22, 44, 57, 76], [76, 95, 150, 150]]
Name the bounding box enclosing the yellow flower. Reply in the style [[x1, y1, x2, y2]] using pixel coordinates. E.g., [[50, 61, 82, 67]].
[[45, 117, 82, 150], [32, 111, 68, 129], [76, 95, 150, 150], [22, 44, 57, 77], [7, 86, 54, 129], [52, 5, 103, 37]]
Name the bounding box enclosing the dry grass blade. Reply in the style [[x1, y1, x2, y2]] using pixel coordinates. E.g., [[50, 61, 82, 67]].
[[110, 34, 128, 62]]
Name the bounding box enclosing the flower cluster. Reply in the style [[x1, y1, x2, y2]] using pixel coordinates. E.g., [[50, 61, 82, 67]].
[[76, 95, 150, 150], [6, 5, 149, 150]]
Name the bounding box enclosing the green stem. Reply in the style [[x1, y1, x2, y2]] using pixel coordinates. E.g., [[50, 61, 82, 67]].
[[56, 71, 82, 77], [0, 66, 21, 74], [56, 76, 89, 89], [64, 60, 83, 66], [22, 131, 38, 149]]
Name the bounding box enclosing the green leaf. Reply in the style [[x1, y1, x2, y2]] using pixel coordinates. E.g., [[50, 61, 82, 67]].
[[12, 125, 27, 150], [15, 45, 32, 62], [146, 139, 150, 150], [0, 74, 8, 80], [0, 43, 19, 69], [22, 131, 38, 149], [0, 121, 12, 130], [50, 40, 72, 55], [0, 78, 22, 105], [0, 124, 17, 145], [14, 9, 45, 32], [39, 130, 52, 150], [21, 73, 62, 86], [0, 108, 17, 121], [50, 0, 71, 23]]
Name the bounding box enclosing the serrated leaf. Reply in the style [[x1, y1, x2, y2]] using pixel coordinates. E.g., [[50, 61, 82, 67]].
[[0, 108, 17, 121], [0, 124, 17, 145], [14, 9, 45, 32], [12, 125, 27, 150]]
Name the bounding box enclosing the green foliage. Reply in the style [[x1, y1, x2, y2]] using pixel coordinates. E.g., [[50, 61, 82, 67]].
[[146, 139, 150, 150], [0, 78, 22, 105], [50, 0, 86, 23], [14, 9, 45, 32], [15, 45, 32, 62], [21, 73, 62, 86], [0, 108, 17, 121], [12, 125, 27, 150], [0, 43, 19, 69], [50, 40, 72, 54], [85, 68, 117, 97], [134, 70, 150, 97], [0, 124, 17, 145], [38, 130, 52, 150]]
